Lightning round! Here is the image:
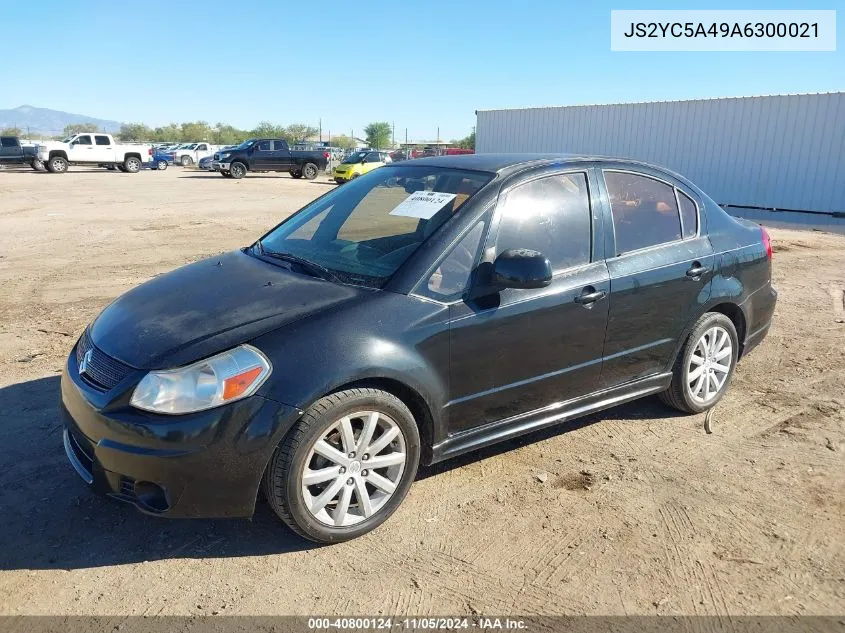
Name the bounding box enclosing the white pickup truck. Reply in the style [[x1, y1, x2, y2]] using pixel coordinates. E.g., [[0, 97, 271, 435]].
[[170, 142, 217, 166], [37, 133, 153, 173]]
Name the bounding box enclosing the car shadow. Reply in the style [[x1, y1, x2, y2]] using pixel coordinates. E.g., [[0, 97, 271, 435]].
[[178, 174, 315, 180], [0, 376, 315, 571], [0, 375, 677, 570]]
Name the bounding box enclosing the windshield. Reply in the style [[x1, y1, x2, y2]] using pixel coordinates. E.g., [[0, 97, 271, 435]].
[[341, 151, 369, 164], [255, 165, 493, 287], [235, 139, 255, 150]]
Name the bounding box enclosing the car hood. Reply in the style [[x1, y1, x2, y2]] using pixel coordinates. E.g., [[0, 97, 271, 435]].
[[90, 250, 370, 369]]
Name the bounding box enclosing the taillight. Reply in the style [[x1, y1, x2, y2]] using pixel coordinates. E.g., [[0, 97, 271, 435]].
[[148, 148, 153, 156], [323, 151, 330, 159], [761, 226, 772, 260]]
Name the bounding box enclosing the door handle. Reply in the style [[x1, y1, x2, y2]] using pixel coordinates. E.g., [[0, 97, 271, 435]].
[[686, 263, 710, 278], [574, 288, 607, 305]]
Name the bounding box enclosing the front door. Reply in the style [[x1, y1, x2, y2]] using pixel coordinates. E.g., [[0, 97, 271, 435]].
[[598, 169, 714, 388], [68, 135, 93, 161], [445, 170, 609, 432], [251, 140, 273, 169]]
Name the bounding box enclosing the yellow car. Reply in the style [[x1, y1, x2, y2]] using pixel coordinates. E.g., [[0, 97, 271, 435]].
[[332, 150, 392, 183]]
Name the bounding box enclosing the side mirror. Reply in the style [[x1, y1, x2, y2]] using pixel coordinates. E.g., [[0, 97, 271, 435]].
[[492, 249, 552, 290]]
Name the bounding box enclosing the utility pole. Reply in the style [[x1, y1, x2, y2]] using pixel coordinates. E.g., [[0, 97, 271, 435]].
[[405, 128, 408, 145], [392, 121, 395, 149], [319, 118, 322, 143], [437, 126, 440, 143]]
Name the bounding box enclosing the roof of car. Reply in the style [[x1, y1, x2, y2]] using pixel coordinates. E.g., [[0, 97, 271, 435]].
[[405, 153, 672, 176]]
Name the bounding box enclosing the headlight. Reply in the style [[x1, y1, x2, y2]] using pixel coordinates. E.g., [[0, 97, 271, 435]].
[[219, 152, 231, 159], [130, 345, 271, 415]]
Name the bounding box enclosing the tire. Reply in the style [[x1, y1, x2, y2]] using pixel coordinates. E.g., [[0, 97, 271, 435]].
[[30, 160, 44, 171], [123, 156, 141, 173], [105, 164, 117, 171], [263, 388, 421, 544], [659, 312, 739, 414], [46, 156, 68, 173], [229, 162, 247, 179], [157, 160, 168, 170], [180, 155, 192, 166], [220, 171, 233, 178], [290, 170, 303, 179], [302, 162, 318, 180], [116, 164, 127, 172]]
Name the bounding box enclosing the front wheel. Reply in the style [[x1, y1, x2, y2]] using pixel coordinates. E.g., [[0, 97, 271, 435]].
[[229, 162, 247, 179], [46, 156, 68, 173], [263, 388, 421, 543], [180, 155, 192, 166], [157, 160, 168, 170], [220, 171, 233, 178], [290, 170, 302, 179], [659, 312, 739, 414], [302, 162, 318, 180]]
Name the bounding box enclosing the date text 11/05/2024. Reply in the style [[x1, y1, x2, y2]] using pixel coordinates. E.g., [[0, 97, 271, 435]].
[[307, 617, 527, 630]]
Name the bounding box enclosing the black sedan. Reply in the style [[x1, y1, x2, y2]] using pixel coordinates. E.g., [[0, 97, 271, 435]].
[[61, 154, 776, 543]]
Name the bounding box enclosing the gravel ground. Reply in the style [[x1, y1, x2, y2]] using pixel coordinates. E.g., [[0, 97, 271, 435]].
[[0, 166, 843, 616]]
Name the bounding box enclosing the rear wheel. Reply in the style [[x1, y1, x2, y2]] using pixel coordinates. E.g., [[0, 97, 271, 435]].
[[660, 312, 738, 414], [229, 162, 247, 179], [123, 156, 141, 173], [157, 160, 168, 170], [302, 162, 318, 180], [263, 388, 420, 543], [46, 156, 68, 173]]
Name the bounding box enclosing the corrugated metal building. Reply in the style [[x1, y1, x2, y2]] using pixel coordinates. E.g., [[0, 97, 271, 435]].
[[476, 93, 845, 214]]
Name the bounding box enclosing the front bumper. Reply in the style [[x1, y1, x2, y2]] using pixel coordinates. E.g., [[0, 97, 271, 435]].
[[60, 347, 302, 518], [212, 161, 231, 171]]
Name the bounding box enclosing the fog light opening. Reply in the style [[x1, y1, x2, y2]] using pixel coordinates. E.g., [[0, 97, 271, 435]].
[[133, 481, 169, 513]]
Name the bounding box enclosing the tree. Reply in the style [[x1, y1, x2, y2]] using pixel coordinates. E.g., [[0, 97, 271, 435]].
[[179, 121, 211, 142], [1, 127, 22, 137], [251, 121, 286, 138], [63, 123, 99, 137], [284, 123, 318, 144], [151, 124, 181, 142], [117, 122, 152, 142], [211, 123, 249, 145], [330, 134, 356, 150], [457, 127, 475, 150], [364, 122, 392, 149]]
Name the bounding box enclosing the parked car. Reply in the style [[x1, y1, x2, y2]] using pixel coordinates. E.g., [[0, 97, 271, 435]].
[[198, 155, 214, 170], [0, 136, 41, 169], [37, 133, 153, 173], [332, 150, 392, 183], [145, 149, 173, 170], [211, 139, 329, 179], [168, 142, 217, 166], [60, 154, 776, 543]]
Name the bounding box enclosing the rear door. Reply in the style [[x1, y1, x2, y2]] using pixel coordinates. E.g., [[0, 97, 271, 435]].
[[0, 136, 21, 161], [443, 168, 610, 431], [597, 167, 714, 388], [272, 140, 292, 170], [92, 135, 114, 162]]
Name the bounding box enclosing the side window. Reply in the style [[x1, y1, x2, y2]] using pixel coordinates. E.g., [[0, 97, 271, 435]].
[[1, 137, 17, 148], [197, 144, 207, 151], [604, 171, 682, 254], [75, 135, 92, 145], [365, 152, 381, 163], [420, 220, 486, 300], [678, 190, 698, 238], [94, 135, 110, 146], [272, 141, 287, 151], [494, 172, 592, 271], [256, 141, 271, 151]]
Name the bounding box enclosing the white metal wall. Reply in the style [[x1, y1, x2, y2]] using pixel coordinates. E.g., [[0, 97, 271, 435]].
[[476, 93, 845, 213]]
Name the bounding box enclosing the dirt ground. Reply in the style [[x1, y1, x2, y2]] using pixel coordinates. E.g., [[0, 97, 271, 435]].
[[0, 165, 842, 617]]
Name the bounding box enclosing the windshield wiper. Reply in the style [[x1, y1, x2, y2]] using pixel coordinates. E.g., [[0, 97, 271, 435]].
[[255, 242, 340, 282]]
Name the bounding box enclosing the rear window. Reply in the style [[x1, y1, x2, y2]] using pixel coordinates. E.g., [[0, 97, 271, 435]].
[[1, 137, 18, 148]]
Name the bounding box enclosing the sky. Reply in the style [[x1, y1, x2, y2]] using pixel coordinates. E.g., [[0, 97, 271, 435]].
[[1, 0, 842, 142]]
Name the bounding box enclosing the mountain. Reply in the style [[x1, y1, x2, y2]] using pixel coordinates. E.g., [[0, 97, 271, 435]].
[[0, 105, 121, 135]]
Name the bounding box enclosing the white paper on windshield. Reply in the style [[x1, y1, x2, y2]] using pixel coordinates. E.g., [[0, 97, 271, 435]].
[[390, 191, 457, 220]]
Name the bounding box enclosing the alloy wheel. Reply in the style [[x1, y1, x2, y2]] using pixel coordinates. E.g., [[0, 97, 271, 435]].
[[687, 325, 732, 403], [301, 410, 407, 527]]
